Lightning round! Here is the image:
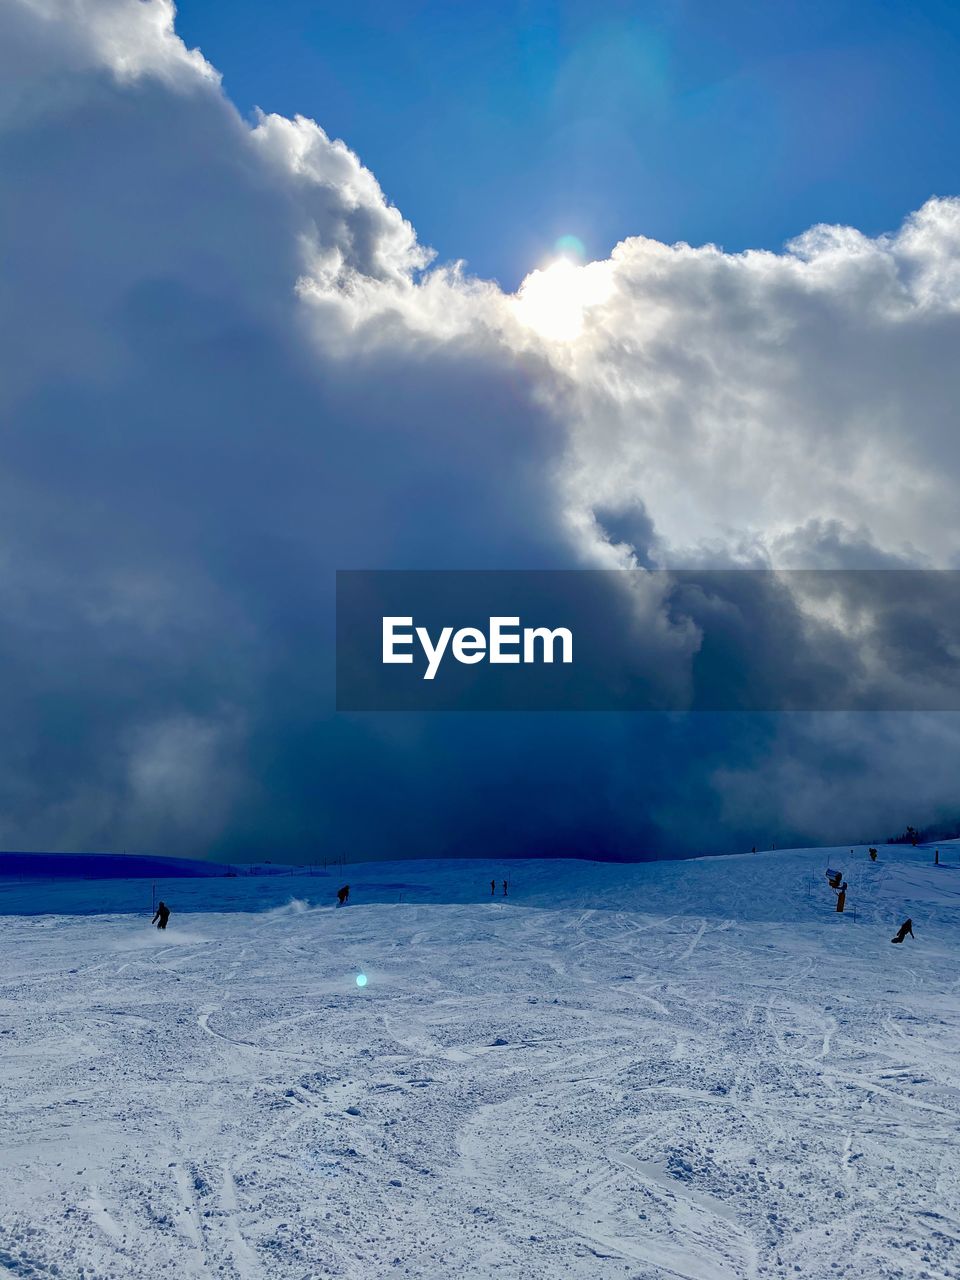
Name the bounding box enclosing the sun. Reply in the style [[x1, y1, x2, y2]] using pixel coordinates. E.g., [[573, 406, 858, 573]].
[[513, 256, 612, 342]]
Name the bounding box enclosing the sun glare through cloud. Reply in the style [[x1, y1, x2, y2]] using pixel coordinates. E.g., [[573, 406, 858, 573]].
[[513, 256, 613, 341]]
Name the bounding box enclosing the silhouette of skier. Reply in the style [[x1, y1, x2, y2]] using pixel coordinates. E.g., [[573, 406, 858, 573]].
[[151, 901, 170, 930], [502, 880, 508, 897], [490, 879, 495, 896], [336, 884, 350, 906], [869, 848, 878, 861], [891, 918, 914, 944]]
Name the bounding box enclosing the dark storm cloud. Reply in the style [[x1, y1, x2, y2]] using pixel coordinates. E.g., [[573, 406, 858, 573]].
[[2, 0, 960, 860]]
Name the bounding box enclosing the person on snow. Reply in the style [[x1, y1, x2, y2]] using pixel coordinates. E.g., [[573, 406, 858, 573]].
[[336, 884, 350, 906], [151, 901, 170, 930], [491, 879, 496, 896], [891, 918, 914, 944], [502, 880, 508, 897], [869, 848, 878, 861], [835, 883, 847, 913]]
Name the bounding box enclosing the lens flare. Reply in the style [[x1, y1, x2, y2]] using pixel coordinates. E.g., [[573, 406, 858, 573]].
[[356, 973, 368, 987], [555, 234, 586, 261]]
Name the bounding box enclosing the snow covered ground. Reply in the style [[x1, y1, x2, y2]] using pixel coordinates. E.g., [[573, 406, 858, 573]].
[[2, 845, 959, 1280]]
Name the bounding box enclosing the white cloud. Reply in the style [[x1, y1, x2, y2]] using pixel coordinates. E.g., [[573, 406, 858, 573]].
[[0, 0, 216, 131], [541, 206, 960, 569]]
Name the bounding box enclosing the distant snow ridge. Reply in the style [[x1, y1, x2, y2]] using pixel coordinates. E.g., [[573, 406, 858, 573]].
[[0, 852, 232, 880]]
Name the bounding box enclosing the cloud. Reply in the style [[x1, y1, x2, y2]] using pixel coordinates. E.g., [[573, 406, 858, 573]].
[[550, 210, 960, 570], [2, 0, 960, 859]]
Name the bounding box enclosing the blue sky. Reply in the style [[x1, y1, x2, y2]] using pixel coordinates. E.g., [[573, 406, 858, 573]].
[[177, 0, 960, 286]]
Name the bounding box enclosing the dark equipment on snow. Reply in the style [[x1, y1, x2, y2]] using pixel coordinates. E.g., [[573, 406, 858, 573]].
[[891, 918, 914, 944], [835, 883, 847, 913], [826, 869, 843, 889], [151, 901, 170, 930]]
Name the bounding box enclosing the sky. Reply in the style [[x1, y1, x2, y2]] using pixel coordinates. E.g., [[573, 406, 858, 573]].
[[174, 0, 960, 286], [2, 0, 960, 863]]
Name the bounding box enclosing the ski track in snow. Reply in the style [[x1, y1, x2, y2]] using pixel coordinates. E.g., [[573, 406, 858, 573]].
[[1, 846, 959, 1279]]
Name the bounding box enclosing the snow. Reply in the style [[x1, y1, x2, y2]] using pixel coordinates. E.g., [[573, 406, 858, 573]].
[[1, 845, 959, 1279]]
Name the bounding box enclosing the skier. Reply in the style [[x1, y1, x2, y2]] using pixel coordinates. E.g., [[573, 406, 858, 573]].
[[490, 879, 495, 896], [336, 884, 350, 906], [835, 883, 847, 913], [151, 901, 170, 930], [502, 880, 508, 897], [891, 918, 914, 944], [869, 848, 878, 861]]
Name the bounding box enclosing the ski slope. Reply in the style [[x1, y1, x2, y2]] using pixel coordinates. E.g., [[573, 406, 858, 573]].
[[1, 845, 959, 1280]]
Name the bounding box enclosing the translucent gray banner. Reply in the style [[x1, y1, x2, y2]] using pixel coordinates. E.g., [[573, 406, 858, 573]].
[[336, 569, 960, 711]]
